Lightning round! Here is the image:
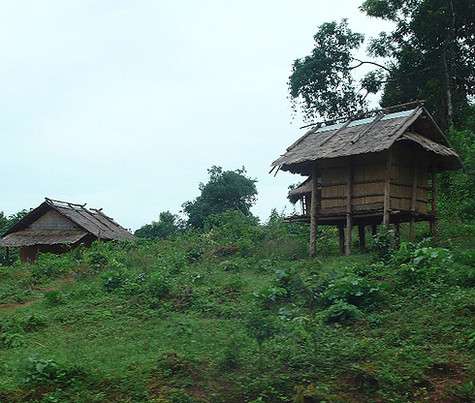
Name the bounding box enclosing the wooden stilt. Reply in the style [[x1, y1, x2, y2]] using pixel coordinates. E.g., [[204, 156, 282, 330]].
[[409, 164, 418, 241], [429, 167, 438, 239], [309, 162, 319, 257], [345, 159, 353, 256], [394, 223, 401, 247], [338, 225, 345, 255], [358, 225, 366, 251], [383, 150, 393, 226]]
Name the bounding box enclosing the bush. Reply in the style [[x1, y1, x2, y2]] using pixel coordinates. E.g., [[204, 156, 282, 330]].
[[321, 273, 380, 307], [321, 301, 364, 324], [44, 290, 65, 306], [253, 286, 288, 308], [245, 309, 278, 345], [21, 356, 85, 387], [146, 272, 171, 299], [101, 260, 130, 292], [31, 254, 74, 282], [370, 227, 397, 261], [17, 312, 47, 332], [391, 243, 453, 285]]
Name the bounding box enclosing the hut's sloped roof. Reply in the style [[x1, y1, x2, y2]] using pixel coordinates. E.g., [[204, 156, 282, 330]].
[[1, 229, 87, 247], [271, 106, 461, 175], [397, 132, 459, 158], [288, 178, 314, 204], [0, 198, 134, 247]]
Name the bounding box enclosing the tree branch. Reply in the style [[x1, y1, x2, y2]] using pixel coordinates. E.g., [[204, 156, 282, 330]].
[[349, 58, 392, 72]]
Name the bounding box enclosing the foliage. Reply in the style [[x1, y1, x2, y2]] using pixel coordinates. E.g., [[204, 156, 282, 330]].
[[135, 211, 184, 240], [439, 118, 475, 219], [361, 0, 475, 129], [321, 301, 364, 325], [0, 218, 474, 402], [288, 19, 369, 121], [370, 226, 398, 261], [182, 166, 257, 228]]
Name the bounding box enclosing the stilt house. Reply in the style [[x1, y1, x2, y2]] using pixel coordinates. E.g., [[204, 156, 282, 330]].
[[271, 103, 462, 256], [0, 198, 134, 262]]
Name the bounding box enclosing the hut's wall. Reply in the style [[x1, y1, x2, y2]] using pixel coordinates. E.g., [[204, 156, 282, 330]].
[[316, 147, 430, 216], [318, 154, 386, 215], [390, 144, 429, 214]]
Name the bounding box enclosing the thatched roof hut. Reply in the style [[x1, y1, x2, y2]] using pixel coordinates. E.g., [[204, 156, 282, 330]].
[[271, 102, 462, 256], [0, 198, 134, 262]]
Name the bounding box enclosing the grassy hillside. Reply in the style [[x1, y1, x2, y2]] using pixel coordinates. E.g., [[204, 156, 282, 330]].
[[1, 214, 475, 402]]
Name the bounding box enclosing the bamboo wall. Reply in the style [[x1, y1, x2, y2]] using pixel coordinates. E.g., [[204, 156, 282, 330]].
[[314, 145, 430, 216]]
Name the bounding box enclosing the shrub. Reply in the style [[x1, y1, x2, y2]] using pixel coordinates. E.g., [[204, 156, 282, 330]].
[[0, 330, 24, 349], [370, 227, 397, 261], [321, 301, 364, 324], [101, 260, 130, 292], [146, 272, 171, 299], [321, 273, 380, 307], [245, 309, 278, 345], [21, 356, 85, 387], [17, 312, 47, 332], [253, 286, 288, 308], [31, 254, 74, 281], [85, 250, 109, 270], [392, 244, 453, 285], [44, 290, 65, 306]]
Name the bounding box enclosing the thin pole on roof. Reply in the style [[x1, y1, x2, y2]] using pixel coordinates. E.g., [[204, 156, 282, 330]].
[[319, 117, 355, 147], [298, 100, 425, 131], [350, 111, 386, 144]]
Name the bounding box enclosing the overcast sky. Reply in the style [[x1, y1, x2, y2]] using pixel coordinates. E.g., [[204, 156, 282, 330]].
[[0, 0, 390, 230]]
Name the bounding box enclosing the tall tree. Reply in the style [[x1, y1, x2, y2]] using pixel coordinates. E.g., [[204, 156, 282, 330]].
[[288, 19, 389, 122], [361, 0, 475, 129], [182, 166, 257, 229]]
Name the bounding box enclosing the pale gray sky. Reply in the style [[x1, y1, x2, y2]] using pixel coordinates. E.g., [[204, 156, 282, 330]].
[[0, 1, 390, 230]]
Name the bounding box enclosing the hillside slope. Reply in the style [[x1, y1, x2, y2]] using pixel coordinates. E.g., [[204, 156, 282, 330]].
[[1, 217, 475, 402]]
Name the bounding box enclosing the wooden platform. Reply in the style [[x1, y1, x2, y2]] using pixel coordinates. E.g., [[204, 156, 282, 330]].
[[285, 209, 435, 226]]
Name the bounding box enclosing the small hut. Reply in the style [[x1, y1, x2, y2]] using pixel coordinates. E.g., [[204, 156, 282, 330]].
[[271, 102, 462, 256], [0, 198, 134, 262]]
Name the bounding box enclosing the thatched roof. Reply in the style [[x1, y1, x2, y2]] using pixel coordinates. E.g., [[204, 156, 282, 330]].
[[271, 105, 462, 176], [288, 178, 315, 204], [0, 198, 134, 247]]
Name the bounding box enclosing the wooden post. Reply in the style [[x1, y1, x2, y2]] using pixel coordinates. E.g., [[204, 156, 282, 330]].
[[429, 167, 438, 239], [309, 162, 319, 257], [345, 159, 353, 256], [409, 164, 418, 241], [394, 223, 401, 247], [338, 225, 345, 255], [358, 225, 366, 251], [383, 150, 392, 226]]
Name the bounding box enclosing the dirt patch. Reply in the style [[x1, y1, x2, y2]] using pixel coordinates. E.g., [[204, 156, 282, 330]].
[[0, 300, 36, 310]]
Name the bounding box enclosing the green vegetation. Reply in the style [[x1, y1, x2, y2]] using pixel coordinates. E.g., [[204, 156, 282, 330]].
[[1, 213, 474, 402]]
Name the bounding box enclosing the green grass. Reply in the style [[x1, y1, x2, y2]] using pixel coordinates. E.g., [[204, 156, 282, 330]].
[[1, 219, 475, 402]]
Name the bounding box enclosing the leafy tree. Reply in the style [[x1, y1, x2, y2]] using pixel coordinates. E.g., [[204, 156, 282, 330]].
[[182, 166, 257, 229], [288, 19, 389, 122], [361, 0, 475, 129], [134, 211, 183, 240], [290, 3, 475, 130]]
